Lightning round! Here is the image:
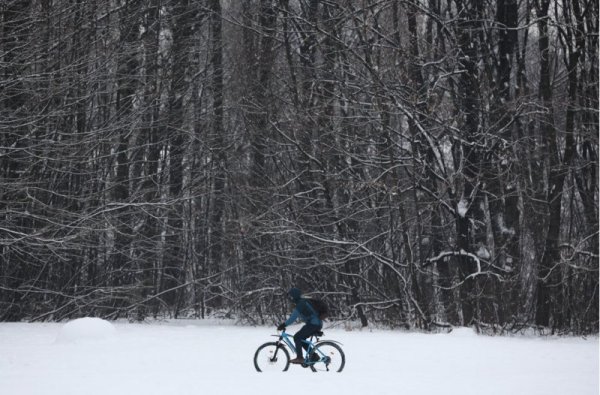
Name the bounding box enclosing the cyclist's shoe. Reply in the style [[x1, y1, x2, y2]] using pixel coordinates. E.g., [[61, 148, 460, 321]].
[[289, 357, 304, 364], [309, 353, 320, 363]]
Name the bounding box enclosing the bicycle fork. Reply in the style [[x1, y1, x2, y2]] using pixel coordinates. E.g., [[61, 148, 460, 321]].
[[270, 340, 284, 362]]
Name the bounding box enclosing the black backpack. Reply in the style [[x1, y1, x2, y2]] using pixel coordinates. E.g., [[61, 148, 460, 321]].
[[307, 298, 329, 320]]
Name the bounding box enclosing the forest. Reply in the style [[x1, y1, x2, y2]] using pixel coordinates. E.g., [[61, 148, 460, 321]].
[[0, 0, 598, 334]]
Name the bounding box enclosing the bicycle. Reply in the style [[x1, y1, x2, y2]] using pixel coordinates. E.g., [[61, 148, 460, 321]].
[[253, 329, 345, 372]]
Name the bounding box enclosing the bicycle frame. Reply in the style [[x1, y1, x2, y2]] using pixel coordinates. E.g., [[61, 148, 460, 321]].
[[273, 330, 323, 365]]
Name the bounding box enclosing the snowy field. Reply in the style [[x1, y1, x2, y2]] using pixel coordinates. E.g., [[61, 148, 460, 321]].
[[0, 319, 597, 395]]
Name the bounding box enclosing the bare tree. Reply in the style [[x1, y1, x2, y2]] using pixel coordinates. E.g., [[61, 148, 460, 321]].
[[0, 0, 597, 333]]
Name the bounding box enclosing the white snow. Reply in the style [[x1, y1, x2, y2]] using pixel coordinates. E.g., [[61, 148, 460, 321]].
[[0, 320, 597, 395], [457, 198, 469, 217], [496, 213, 516, 236], [476, 245, 491, 259], [55, 317, 117, 344]]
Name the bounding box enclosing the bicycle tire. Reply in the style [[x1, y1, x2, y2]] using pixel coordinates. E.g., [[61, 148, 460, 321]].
[[253, 342, 290, 372], [310, 341, 345, 372]]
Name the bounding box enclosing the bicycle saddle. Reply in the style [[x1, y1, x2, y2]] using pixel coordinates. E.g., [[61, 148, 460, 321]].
[[315, 331, 324, 337]]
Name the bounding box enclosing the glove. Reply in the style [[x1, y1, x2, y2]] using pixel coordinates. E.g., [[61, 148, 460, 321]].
[[277, 323, 286, 331]]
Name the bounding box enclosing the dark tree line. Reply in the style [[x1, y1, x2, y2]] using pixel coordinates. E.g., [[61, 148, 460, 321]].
[[0, 0, 597, 334]]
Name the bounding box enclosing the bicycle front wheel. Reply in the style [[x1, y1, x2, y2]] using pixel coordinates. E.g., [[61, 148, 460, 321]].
[[310, 341, 345, 372], [253, 342, 290, 372]]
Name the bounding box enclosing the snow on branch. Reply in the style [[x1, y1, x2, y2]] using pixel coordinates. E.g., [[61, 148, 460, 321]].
[[422, 250, 507, 288], [423, 249, 482, 280]]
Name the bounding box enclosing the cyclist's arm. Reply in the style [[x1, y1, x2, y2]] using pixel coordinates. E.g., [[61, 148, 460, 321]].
[[284, 308, 300, 326]]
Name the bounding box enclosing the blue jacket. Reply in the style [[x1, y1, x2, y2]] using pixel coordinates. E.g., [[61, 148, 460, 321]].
[[285, 289, 322, 327]]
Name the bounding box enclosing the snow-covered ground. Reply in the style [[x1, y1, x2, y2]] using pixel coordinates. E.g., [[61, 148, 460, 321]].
[[0, 319, 597, 395]]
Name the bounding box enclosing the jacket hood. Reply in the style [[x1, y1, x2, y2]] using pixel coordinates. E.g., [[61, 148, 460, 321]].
[[287, 288, 302, 303]]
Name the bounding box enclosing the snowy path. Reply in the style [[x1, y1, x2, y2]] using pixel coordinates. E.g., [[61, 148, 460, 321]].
[[0, 320, 597, 395]]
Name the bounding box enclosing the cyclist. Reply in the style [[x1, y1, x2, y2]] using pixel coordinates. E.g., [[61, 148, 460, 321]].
[[277, 287, 322, 364]]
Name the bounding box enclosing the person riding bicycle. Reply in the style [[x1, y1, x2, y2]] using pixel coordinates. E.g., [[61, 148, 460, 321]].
[[277, 287, 323, 364]]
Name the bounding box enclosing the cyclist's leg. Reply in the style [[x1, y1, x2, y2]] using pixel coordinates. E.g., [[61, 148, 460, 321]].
[[293, 323, 321, 359]]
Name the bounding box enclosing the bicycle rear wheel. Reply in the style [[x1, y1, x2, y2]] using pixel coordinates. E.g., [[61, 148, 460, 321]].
[[310, 341, 345, 372], [253, 342, 290, 372]]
